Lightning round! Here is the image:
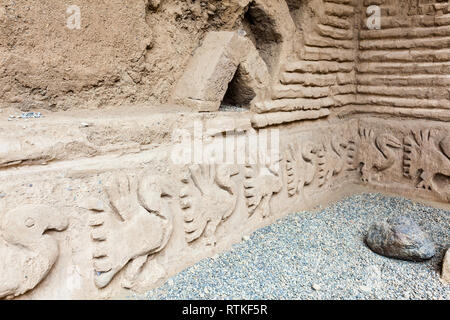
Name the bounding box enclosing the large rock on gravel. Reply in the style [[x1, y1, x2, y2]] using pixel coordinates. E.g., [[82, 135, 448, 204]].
[[365, 216, 435, 262], [442, 249, 450, 284]]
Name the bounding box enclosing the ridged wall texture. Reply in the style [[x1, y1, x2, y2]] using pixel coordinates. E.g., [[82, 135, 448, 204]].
[[0, 1, 448, 300]]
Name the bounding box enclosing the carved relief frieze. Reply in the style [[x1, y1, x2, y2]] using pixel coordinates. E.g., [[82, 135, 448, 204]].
[[0, 205, 68, 299], [404, 129, 450, 198], [244, 153, 282, 218], [88, 172, 173, 289], [179, 164, 239, 246], [286, 141, 317, 197], [348, 128, 402, 183]]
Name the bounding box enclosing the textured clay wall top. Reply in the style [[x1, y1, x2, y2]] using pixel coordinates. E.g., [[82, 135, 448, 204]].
[[0, 0, 359, 114]]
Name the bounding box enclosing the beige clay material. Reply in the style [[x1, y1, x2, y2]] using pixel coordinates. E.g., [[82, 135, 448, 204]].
[[0, 0, 449, 299]]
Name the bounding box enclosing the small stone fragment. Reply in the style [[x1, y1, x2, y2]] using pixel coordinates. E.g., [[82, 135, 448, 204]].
[[442, 249, 450, 284], [365, 216, 435, 262], [237, 29, 247, 37], [20, 112, 42, 119], [312, 284, 321, 291], [147, 0, 160, 11], [359, 285, 372, 293]]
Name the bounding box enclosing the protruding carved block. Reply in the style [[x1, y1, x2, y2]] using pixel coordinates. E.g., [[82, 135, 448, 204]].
[[170, 31, 270, 112]]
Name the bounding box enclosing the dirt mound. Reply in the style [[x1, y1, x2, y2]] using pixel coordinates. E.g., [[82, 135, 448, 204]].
[[0, 0, 249, 111]]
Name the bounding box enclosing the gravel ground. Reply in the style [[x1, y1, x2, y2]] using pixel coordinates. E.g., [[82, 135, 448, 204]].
[[135, 193, 449, 300]]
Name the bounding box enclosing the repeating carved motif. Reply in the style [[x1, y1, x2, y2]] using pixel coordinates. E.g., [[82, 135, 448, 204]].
[[286, 142, 317, 197], [403, 129, 450, 195], [0, 205, 68, 299], [316, 137, 347, 188], [348, 128, 402, 183], [88, 172, 173, 289], [0, 0, 449, 300], [179, 164, 239, 246], [244, 153, 282, 218], [285, 135, 347, 197]]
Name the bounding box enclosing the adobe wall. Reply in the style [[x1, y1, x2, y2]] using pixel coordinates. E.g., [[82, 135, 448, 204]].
[[347, 0, 450, 201], [0, 0, 449, 299], [0, 110, 358, 299], [354, 0, 450, 116], [0, 0, 358, 114], [0, 0, 259, 110]]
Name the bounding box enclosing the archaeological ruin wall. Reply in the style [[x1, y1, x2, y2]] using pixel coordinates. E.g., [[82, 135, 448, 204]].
[[349, 0, 450, 202], [0, 0, 448, 299]]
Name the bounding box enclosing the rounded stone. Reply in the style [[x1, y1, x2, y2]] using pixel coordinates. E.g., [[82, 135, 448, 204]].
[[365, 216, 436, 262]]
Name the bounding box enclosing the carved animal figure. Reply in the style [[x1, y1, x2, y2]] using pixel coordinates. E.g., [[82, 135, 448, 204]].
[[89, 172, 173, 289], [348, 128, 402, 183], [0, 205, 68, 299], [404, 129, 450, 193], [179, 164, 239, 246], [286, 142, 317, 197], [317, 137, 347, 187], [244, 152, 282, 218]]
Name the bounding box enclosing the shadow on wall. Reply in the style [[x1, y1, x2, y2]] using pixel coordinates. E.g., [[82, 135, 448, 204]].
[[222, 0, 305, 109], [242, 1, 283, 76], [171, 0, 301, 112]]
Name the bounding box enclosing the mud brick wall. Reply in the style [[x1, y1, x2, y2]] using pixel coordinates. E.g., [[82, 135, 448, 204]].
[[169, 0, 360, 126], [253, 0, 358, 117], [356, 0, 450, 115], [0, 0, 449, 301], [0, 0, 258, 110], [346, 0, 450, 204], [1, 0, 449, 116], [0, 0, 153, 110], [0, 0, 360, 114]]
